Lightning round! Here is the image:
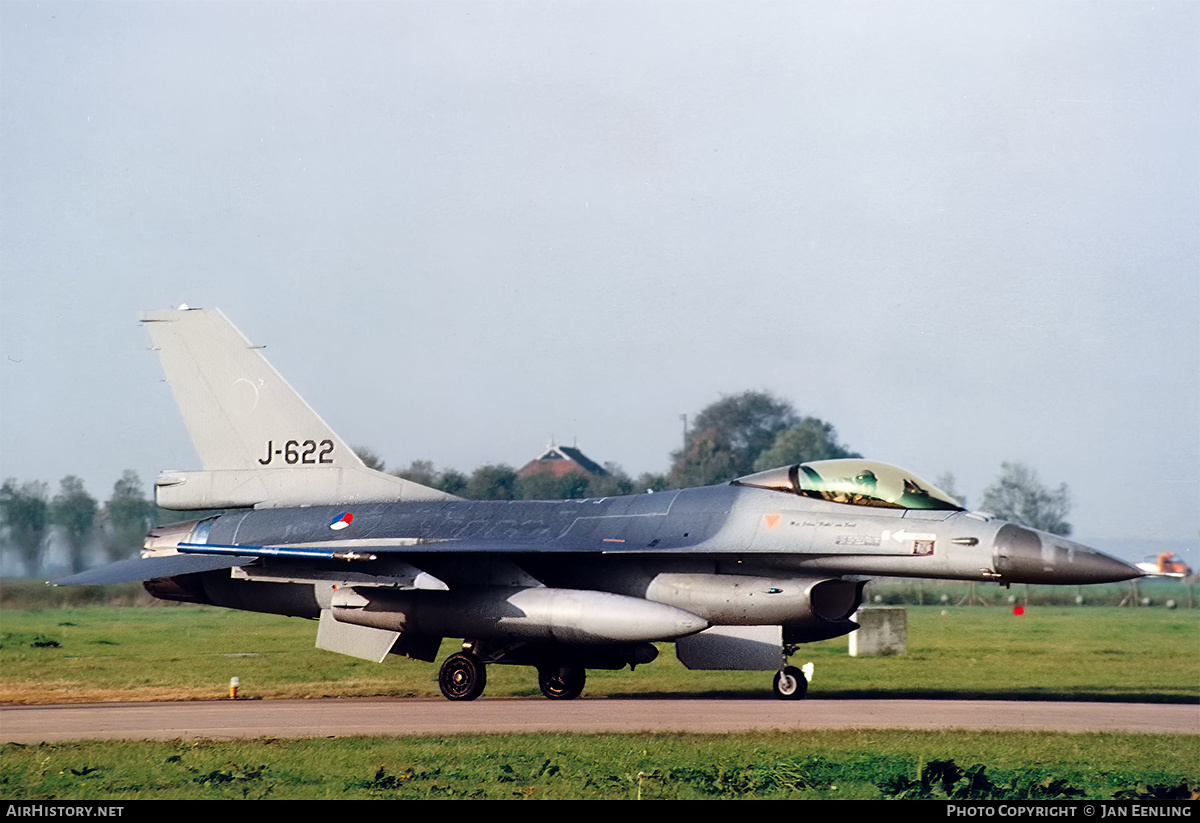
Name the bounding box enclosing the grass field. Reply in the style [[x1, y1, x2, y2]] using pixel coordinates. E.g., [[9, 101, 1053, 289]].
[[3, 731, 1197, 799], [2, 584, 1196, 800], [1, 594, 1196, 703]]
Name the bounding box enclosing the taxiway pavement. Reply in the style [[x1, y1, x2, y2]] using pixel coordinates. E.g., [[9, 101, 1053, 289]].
[[3, 698, 1196, 743]]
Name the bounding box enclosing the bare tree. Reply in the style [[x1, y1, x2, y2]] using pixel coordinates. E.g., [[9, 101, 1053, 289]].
[[51, 476, 98, 574], [933, 473, 967, 509], [102, 470, 156, 561], [980, 462, 1071, 536], [0, 479, 49, 576], [353, 446, 386, 472]]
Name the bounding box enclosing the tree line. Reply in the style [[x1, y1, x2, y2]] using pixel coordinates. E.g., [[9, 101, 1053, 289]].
[[376, 391, 1072, 534], [367, 390, 862, 501], [0, 390, 1072, 577], [0, 470, 156, 577]]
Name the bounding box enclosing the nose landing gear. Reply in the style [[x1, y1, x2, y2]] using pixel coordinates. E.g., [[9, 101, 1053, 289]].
[[772, 665, 808, 700]]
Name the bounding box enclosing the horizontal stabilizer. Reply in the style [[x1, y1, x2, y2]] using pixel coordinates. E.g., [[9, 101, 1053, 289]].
[[155, 467, 453, 510], [53, 552, 258, 586]]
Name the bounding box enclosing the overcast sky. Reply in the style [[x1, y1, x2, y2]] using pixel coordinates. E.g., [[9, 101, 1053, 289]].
[[1, 1, 1197, 549]]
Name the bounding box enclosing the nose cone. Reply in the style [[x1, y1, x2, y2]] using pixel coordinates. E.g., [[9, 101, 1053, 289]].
[[993, 523, 1143, 584]]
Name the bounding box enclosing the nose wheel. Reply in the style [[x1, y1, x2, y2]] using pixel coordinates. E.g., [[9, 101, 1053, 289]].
[[537, 665, 586, 700], [439, 652, 487, 701], [772, 665, 808, 700]]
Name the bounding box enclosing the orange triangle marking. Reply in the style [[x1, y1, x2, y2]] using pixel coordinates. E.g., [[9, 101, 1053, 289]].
[[765, 514, 780, 529]]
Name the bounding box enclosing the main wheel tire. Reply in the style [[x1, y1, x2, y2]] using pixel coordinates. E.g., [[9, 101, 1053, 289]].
[[439, 652, 487, 701], [537, 665, 586, 700], [772, 665, 808, 700]]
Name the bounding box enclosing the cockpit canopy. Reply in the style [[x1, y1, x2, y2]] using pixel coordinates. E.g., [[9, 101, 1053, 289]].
[[732, 459, 964, 511]]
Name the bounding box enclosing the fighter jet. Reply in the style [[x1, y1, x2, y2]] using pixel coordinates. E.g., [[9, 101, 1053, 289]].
[[57, 308, 1142, 701]]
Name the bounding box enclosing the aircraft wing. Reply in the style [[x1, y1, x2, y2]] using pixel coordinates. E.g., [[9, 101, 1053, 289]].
[[53, 552, 259, 586], [47, 534, 663, 589]]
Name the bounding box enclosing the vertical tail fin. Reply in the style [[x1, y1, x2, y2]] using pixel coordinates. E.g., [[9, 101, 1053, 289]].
[[143, 307, 454, 509]]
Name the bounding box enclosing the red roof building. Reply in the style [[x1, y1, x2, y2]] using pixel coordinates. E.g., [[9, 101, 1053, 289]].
[[517, 440, 608, 479]]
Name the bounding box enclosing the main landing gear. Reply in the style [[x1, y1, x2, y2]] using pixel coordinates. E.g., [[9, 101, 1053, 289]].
[[438, 652, 487, 701], [772, 665, 808, 700], [537, 665, 586, 700], [436, 648, 588, 702]]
